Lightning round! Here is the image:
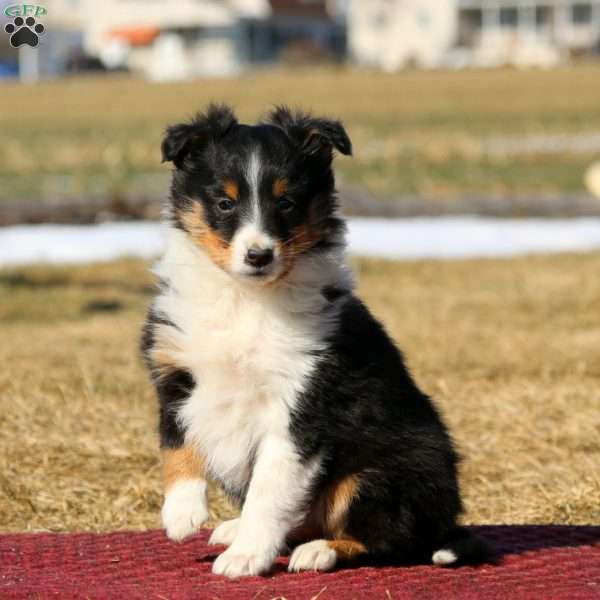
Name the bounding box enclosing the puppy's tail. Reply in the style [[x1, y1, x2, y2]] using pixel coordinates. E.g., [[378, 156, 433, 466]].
[[431, 526, 494, 567]]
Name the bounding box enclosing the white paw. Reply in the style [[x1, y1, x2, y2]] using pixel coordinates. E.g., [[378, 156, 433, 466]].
[[288, 540, 337, 572], [161, 479, 208, 542], [212, 546, 276, 578], [208, 518, 240, 546]]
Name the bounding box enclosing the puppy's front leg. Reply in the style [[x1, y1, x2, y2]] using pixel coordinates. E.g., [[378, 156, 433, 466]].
[[212, 434, 317, 578], [162, 445, 209, 541]]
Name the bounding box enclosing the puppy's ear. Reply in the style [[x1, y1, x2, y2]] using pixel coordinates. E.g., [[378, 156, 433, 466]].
[[267, 106, 352, 158], [161, 103, 238, 168]]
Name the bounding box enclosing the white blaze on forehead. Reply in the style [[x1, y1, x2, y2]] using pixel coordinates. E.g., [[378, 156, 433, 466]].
[[230, 149, 277, 273], [246, 150, 262, 226]]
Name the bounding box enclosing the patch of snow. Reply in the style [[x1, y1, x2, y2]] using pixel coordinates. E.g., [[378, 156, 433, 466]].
[[1, 217, 600, 267], [0, 222, 165, 266], [346, 217, 600, 259]]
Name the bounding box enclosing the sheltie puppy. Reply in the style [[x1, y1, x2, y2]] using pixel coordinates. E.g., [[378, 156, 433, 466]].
[[141, 104, 490, 578]]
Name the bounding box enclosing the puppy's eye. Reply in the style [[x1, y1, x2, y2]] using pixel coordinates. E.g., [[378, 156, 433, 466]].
[[278, 196, 295, 211], [217, 199, 235, 213]]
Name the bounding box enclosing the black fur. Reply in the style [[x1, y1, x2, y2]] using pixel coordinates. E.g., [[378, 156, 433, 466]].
[[161, 104, 238, 168], [162, 104, 348, 250], [144, 104, 491, 568], [290, 297, 488, 563], [267, 105, 353, 157], [140, 308, 192, 449]]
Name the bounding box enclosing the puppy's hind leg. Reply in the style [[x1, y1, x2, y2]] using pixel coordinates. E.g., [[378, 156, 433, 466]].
[[289, 539, 367, 572], [289, 474, 368, 572]]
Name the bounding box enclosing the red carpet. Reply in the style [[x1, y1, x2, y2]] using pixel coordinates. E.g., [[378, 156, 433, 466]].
[[1, 526, 599, 599]]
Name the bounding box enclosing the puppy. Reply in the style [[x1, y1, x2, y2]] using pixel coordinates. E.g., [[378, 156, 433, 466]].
[[141, 104, 490, 578]]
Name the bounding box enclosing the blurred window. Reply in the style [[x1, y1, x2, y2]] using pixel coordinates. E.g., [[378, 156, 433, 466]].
[[461, 9, 482, 29], [535, 6, 552, 28], [458, 9, 482, 46], [499, 7, 518, 28], [572, 3, 592, 25]]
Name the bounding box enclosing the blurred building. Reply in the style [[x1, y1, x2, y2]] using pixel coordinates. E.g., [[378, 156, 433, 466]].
[[457, 0, 600, 67], [347, 0, 600, 70], [41, 0, 270, 78], [255, 0, 346, 65], [348, 0, 457, 70], [18, 0, 345, 79], [5, 0, 600, 79]]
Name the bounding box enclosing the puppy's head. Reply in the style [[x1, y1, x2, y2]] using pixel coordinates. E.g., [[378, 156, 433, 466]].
[[162, 104, 351, 284]]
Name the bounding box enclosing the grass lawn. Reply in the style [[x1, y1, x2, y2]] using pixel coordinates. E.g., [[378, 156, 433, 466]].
[[0, 254, 599, 533], [2, 66, 600, 201]]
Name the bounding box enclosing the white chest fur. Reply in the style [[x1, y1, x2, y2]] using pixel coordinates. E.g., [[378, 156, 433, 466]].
[[153, 229, 350, 491]]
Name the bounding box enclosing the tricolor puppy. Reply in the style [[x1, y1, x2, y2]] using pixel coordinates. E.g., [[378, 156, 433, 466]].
[[142, 104, 490, 578]]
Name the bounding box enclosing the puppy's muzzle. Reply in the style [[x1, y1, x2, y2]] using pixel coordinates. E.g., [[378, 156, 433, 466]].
[[245, 246, 274, 269]]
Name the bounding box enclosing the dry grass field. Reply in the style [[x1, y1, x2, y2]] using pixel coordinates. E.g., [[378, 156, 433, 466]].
[[1, 253, 599, 533], [2, 65, 600, 200]]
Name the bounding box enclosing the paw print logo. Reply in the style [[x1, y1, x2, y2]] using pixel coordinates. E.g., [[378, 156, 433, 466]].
[[4, 16, 45, 48]]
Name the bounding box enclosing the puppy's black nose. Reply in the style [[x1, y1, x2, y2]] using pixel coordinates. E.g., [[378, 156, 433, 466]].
[[245, 247, 274, 268]]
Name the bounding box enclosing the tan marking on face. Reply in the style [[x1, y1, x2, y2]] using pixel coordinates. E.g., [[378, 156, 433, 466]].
[[162, 447, 205, 492], [275, 222, 324, 282], [150, 323, 183, 380], [327, 539, 367, 561], [178, 202, 232, 270], [272, 177, 288, 198], [323, 474, 362, 539], [223, 180, 239, 201]]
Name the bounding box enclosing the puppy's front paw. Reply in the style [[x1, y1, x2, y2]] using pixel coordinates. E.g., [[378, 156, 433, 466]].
[[208, 518, 240, 546], [161, 479, 208, 542], [212, 546, 275, 578], [288, 540, 337, 572]]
